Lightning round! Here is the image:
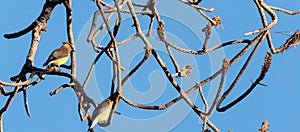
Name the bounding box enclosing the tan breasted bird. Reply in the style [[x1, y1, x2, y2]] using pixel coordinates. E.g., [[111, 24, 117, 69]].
[[43, 42, 73, 67]]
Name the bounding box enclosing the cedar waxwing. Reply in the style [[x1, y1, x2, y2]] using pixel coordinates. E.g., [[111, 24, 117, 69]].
[[89, 98, 114, 129], [43, 42, 73, 67], [172, 65, 192, 77]]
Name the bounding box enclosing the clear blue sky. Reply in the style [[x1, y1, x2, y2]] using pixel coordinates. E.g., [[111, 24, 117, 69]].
[[0, 0, 299, 132]]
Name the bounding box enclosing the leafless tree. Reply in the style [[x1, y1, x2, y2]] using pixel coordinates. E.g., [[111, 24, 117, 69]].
[[1, 0, 299, 131]]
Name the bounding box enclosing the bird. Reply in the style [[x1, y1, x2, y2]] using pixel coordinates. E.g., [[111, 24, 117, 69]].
[[89, 98, 114, 130], [43, 42, 73, 67], [172, 65, 192, 77]]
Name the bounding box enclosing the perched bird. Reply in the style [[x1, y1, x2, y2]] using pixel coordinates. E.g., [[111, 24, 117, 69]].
[[172, 65, 192, 77], [43, 42, 73, 67], [89, 98, 114, 130]]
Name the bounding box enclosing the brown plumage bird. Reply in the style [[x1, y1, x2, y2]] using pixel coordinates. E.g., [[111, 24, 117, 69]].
[[89, 98, 113, 129], [172, 65, 192, 77], [43, 42, 73, 67]]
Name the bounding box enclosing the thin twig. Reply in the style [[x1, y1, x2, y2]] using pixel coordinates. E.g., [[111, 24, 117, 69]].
[[23, 89, 30, 117], [180, 0, 214, 12], [198, 85, 208, 131], [270, 6, 300, 15], [157, 20, 250, 55], [82, 49, 106, 90], [165, 45, 180, 73], [116, 34, 138, 46], [49, 83, 75, 96], [88, 0, 126, 52], [206, 58, 229, 115], [216, 32, 265, 112], [97, 0, 123, 93], [127, 0, 153, 50], [245, 0, 278, 36], [0, 85, 19, 115], [152, 49, 205, 114], [217, 52, 272, 112], [121, 50, 152, 85]]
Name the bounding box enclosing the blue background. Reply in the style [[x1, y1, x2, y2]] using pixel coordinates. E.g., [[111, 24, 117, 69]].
[[0, 0, 299, 132]]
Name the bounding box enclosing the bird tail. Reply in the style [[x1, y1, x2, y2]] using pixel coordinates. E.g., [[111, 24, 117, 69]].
[[43, 60, 50, 67], [89, 119, 98, 130]]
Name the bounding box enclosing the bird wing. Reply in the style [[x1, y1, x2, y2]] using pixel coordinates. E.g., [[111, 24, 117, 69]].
[[43, 48, 69, 66], [51, 48, 69, 61]]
